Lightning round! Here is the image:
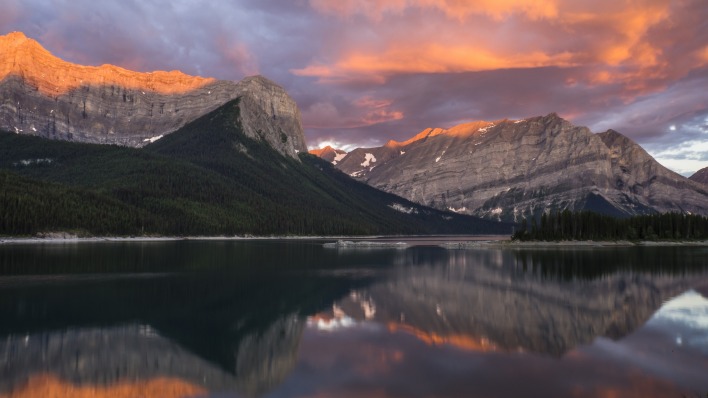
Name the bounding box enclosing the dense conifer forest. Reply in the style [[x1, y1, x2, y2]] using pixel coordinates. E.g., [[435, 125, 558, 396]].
[[512, 210, 708, 241], [0, 99, 511, 237]]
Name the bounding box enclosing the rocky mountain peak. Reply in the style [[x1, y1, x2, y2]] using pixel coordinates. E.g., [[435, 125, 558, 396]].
[[316, 113, 708, 219], [234, 75, 307, 158], [308, 145, 347, 163], [0, 31, 215, 96], [0, 32, 307, 159]]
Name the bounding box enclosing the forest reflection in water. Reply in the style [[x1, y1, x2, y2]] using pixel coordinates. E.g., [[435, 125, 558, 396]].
[[0, 240, 706, 397]]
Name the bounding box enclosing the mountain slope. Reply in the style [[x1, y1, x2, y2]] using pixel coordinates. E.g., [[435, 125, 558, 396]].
[[690, 167, 708, 185], [0, 99, 510, 236], [0, 32, 306, 158], [316, 114, 708, 221]]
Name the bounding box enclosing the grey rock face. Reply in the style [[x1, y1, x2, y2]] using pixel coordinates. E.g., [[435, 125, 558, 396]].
[[0, 32, 307, 159], [319, 114, 708, 220], [236, 76, 308, 159], [690, 167, 708, 185]]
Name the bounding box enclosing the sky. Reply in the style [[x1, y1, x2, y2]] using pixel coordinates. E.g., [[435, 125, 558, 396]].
[[1, 0, 707, 176]]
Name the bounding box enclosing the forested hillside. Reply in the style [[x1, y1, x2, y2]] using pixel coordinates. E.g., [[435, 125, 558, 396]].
[[0, 99, 511, 237], [512, 210, 708, 241]]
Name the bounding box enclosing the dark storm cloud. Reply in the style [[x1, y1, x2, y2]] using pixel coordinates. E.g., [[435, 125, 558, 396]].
[[1, 0, 707, 173]]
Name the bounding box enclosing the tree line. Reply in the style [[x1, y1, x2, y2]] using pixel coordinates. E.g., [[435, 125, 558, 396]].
[[512, 210, 708, 241]]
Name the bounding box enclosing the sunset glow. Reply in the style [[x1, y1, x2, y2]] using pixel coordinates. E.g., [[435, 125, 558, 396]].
[[1, 0, 706, 174]]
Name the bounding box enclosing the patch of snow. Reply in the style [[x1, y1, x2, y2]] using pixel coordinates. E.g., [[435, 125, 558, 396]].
[[143, 135, 164, 143], [334, 152, 347, 162], [142, 91, 146, 95], [514, 119, 524, 124], [31, 127, 37, 132], [50, 110, 54, 114], [491, 207, 503, 215], [361, 153, 377, 167], [350, 170, 364, 177], [447, 206, 468, 213], [435, 150, 446, 163], [478, 123, 495, 133], [295, 149, 300, 153], [389, 203, 419, 214], [400, 150, 406, 155], [369, 166, 375, 171]]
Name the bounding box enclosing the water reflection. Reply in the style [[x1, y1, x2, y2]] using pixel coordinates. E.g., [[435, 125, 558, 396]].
[[0, 242, 706, 397]]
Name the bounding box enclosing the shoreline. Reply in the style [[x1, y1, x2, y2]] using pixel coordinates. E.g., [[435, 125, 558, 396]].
[[0, 235, 706, 247], [442, 239, 708, 248], [0, 234, 510, 245]]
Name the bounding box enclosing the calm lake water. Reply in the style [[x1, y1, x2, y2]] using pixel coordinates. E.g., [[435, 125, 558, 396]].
[[0, 239, 707, 398]]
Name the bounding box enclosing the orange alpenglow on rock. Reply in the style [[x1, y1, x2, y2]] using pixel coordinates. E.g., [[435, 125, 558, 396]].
[[0, 31, 215, 96]]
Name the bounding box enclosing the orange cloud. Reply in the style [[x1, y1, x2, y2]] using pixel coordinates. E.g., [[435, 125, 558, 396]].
[[297, 0, 686, 98], [698, 46, 708, 65], [293, 44, 576, 82]]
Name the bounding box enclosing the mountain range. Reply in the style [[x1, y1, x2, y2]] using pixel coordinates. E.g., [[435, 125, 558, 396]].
[[0, 32, 508, 237], [313, 115, 708, 221], [0, 32, 306, 158], [1, 31, 705, 235]]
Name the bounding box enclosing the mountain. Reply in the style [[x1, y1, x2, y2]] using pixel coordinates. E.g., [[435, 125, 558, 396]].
[[0, 98, 510, 236], [315, 114, 708, 221], [690, 167, 708, 185], [308, 145, 347, 164], [0, 32, 306, 159]]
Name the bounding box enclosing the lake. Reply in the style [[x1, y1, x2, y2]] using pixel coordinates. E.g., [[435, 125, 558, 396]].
[[0, 239, 707, 397]]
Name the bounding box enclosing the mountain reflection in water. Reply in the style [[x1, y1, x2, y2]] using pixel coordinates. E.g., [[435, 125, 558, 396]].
[[0, 241, 706, 397]]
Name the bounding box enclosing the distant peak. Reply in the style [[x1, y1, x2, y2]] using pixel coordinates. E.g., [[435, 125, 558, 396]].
[[0, 31, 216, 95], [309, 146, 333, 156]]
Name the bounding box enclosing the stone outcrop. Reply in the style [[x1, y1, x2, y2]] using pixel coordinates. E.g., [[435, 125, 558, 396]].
[[317, 114, 708, 220], [690, 167, 708, 185], [0, 32, 306, 159]]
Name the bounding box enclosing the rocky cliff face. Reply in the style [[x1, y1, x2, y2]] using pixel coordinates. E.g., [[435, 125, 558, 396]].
[[0, 32, 306, 159], [318, 114, 708, 220], [690, 167, 708, 185]]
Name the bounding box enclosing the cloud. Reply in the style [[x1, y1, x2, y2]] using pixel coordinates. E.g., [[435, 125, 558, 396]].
[[308, 0, 560, 21], [293, 45, 576, 83], [1, 0, 707, 175], [302, 97, 403, 130]]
